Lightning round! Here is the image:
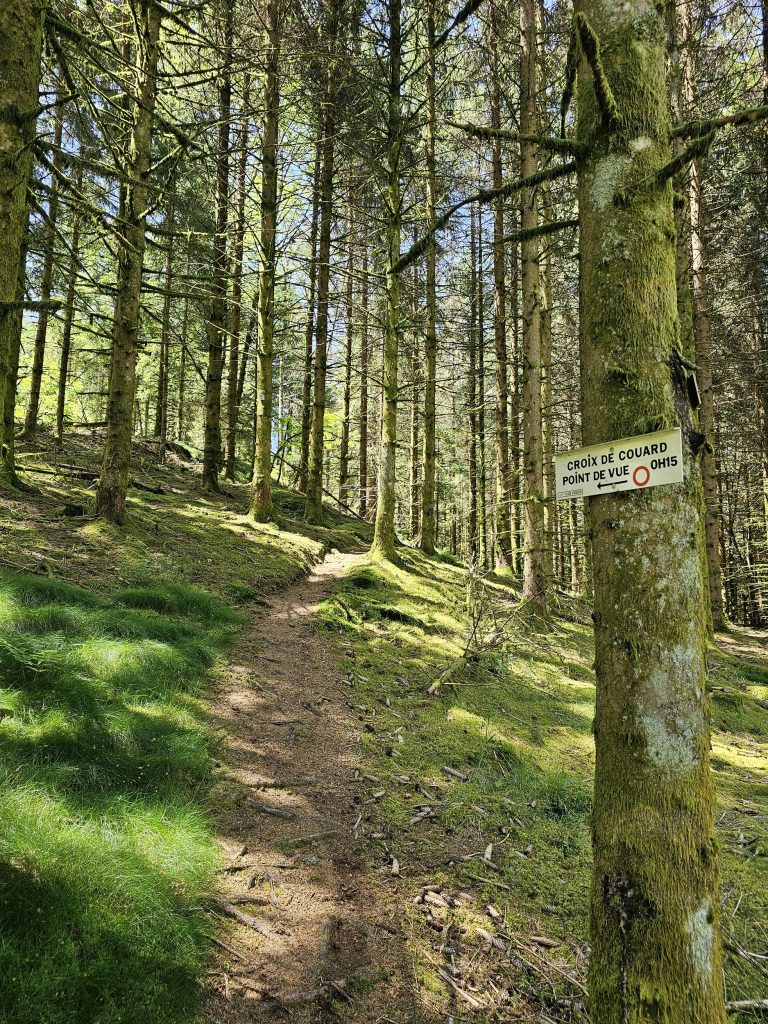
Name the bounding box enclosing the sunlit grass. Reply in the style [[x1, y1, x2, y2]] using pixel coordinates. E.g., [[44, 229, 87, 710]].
[[0, 569, 240, 1024], [320, 547, 768, 1017]]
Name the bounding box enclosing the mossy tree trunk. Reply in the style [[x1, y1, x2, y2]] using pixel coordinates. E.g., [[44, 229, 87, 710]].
[[339, 203, 354, 505], [56, 171, 82, 444], [0, 0, 43, 480], [23, 84, 64, 440], [688, 156, 726, 631], [305, 0, 340, 526], [358, 242, 370, 516], [761, 0, 768, 541], [477, 205, 488, 568], [577, 3, 727, 1021], [225, 72, 250, 481], [371, 0, 402, 562], [468, 204, 479, 566], [3, 207, 30, 485], [202, 0, 233, 492], [154, 200, 174, 458], [96, 0, 162, 522], [519, 0, 547, 612], [488, 0, 514, 570], [250, 0, 281, 523], [669, 0, 725, 631], [299, 135, 321, 494], [419, 0, 438, 555], [409, 317, 420, 539]]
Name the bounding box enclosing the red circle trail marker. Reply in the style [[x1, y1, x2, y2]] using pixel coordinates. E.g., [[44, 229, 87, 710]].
[[632, 465, 651, 487]]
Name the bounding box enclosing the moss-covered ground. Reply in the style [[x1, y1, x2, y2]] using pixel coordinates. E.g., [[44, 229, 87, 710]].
[[0, 429, 371, 1024], [319, 550, 768, 1022]]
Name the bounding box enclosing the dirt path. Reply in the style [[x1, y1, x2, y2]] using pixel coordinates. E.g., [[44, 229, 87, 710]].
[[204, 550, 416, 1024]]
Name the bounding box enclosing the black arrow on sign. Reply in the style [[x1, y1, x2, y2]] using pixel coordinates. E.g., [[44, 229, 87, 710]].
[[597, 480, 625, 489]]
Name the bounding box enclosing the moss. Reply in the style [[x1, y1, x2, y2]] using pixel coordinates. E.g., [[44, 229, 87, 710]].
[[320, 548, 768, 1019]]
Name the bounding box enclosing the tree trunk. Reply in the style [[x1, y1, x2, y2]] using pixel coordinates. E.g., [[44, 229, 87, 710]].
[[299, 135, 322, 493], [371, 0, 402, 561], [488, 0, 514, 569], [3, 206, 30, 484], [56, 176, 82, 444], [419, 0, 438, 554], [202, 0, 233, 491], [177, 246, 191, 443], [409, 309, 420, 539], [519, 0, 546, 612], [154, 206, 174, 459], [688, 158, 725, 631], [250, 0, 281, 522], [477, 205, 488, 568], [541, 178, 557, 585], [24, 85, 64, 439], [468, 205, 479, 565], [305, 0, 340, 525], [225, 72, 250, 480], [359, 243, 370, 516], [96, 0, 161, 522], [577, 4, 727, 1021], [339, 205, 354, 504], [0, 0, 43, 480]]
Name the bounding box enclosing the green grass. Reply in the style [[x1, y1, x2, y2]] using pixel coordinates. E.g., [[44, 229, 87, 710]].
[[0, 431, 373, 1023], [319, 550, 768, 1022], [0, 569, 241, 1024]]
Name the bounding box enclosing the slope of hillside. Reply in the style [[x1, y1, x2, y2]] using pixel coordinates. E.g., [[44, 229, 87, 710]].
[[1, 430, 765, 1023], [319, 552, 768, 1022], [0, 429, 371, 1024]]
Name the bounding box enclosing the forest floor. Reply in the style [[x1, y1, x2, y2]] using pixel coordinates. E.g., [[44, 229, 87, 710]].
[[0, 429, 766, 1024]]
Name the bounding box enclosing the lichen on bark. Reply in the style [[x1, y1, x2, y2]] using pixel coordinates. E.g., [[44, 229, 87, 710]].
[[577, 2, 727, 1021]]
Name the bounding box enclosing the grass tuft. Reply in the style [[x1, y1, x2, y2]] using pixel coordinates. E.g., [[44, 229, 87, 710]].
[[0, 569, 235, 1024]]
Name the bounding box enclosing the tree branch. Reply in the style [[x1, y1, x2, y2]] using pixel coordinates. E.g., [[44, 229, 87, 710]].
[[502, 218, 579, 246], [446, 120, 582, 156], [393, 161, 577, 274], [671, 103, 768, 139], [573, 12, 617, 127]]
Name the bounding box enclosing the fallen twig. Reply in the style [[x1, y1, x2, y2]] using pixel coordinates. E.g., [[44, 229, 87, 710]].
[[212, 899, 280, 940]]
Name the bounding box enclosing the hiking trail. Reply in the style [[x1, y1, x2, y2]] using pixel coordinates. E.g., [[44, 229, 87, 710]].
[[205, 549, 416, 1023]]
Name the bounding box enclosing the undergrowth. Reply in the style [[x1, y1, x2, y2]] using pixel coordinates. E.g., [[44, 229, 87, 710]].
[[0, 570, 241, 1023], [320, 550, 768, 1023]]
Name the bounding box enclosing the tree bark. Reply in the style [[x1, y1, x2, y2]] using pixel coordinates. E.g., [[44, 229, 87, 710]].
[[250, 0, 281, 522], [0, 0, 43, 480], [3, 205, 30, 484], [339, 204, 354, 504], [468, 205, 479, 565], [202, 0, 233, 491], [577, 4, 727, 1021], [358, 242, 370, 516], [419, 0, 438, 554], [688, 159, 725, 631], [96, 0, 162, 522], [299, 134, 322, 493], [24, 84, 64, 439], [56, 173, 82, 444], [477, 205, 488, 568], [225, 72, 250, 480], [488, 0, 514, 569], [305, 0, 340, 525], [519, 0, 547, 611], [371, 0, 402, 561]]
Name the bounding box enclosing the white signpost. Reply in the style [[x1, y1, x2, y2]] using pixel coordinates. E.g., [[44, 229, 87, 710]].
[[554, 427, 684, 501]]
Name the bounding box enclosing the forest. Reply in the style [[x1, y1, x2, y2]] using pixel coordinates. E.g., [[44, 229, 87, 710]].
[[0, 0, 767, 1021]]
